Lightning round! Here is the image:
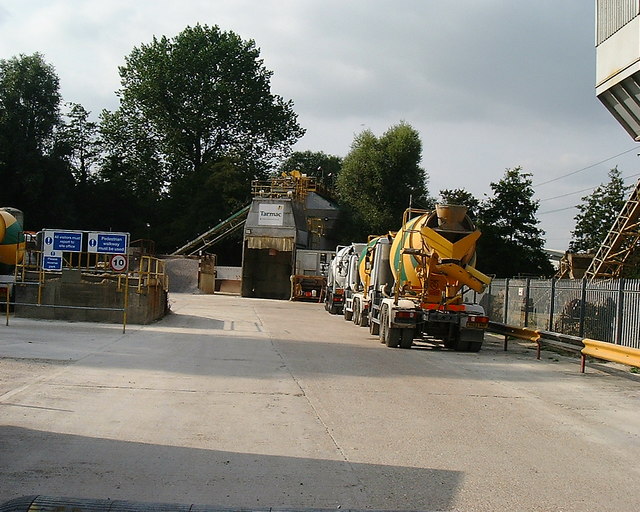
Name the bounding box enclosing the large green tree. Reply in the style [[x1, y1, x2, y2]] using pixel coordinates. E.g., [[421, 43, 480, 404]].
[[57, 103, 101, 189], [108, 24, 304, 180], [336, 122, 430, 239], [101, 24, 305, 250], [569, 167, 629, 253], [476, 167, 553, 277], [0, 53, 76, 229]]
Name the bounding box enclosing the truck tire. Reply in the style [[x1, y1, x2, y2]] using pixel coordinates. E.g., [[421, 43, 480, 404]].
[[358, 309, 369, 328], [352, 300, 360, 324], [369, 317, 379, 336], [344, 306, 353, 321], [468, 341, 483, 352], [399, 328, 414, 349], [454, 339, 470, 351], [386, 327, 401, 347], [381, 307, 400, 348]]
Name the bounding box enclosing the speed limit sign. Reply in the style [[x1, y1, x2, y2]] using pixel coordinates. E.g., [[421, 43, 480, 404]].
[[110, 254, 128, 272]]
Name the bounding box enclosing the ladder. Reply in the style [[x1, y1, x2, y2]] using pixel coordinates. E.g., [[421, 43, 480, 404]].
[[171, 204, 250, 256], [585, 179, 640, 281]]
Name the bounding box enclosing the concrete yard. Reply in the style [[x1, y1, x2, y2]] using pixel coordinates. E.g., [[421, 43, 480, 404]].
[[1, 293, 639, 511]]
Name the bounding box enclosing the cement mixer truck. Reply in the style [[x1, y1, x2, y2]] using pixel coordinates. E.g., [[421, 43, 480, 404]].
[[0, 208, 26, 304], [325, 243, 366, 315], [339, 242, 367, 321], [347, 236, 386, 327], [367, 205, 491, 351]]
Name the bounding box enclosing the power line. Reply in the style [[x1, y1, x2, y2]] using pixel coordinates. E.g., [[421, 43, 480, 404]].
[[535, 147, 638, 187], [539, 185, 597, 203], [538, 205, 577, 215], [539, 172, 640, 202], [538, 173, 640, 215]]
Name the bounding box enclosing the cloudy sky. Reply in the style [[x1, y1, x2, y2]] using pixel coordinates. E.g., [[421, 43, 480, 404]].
[[1, 0, 637, 250]]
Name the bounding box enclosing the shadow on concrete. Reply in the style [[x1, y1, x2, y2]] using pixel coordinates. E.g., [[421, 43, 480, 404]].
[[1, 302, 569, 384], [0, 426, 461, 511], [157, 313, 226, 331]]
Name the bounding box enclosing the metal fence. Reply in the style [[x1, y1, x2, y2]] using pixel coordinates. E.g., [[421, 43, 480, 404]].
[[464, 278, 640, 349]]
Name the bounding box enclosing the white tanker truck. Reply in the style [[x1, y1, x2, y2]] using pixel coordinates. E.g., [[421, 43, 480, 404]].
[[324, 243, 366, 315]]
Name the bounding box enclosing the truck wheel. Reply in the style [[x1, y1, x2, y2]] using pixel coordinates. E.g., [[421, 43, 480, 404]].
[[358, 310, 369, 328], [386, 327, 401, 348], [443, 337, 457, 349], [399, 328, 414, 349], [378, 308, 386, 343], [381, 307, 400, 348], [369, 317, 379, 336], [344, 306, 353, 321], [468, 341, 483, 352], [352, 300, 360, 324], [454, 339, 470, 351], [329, 303, 338, 315]]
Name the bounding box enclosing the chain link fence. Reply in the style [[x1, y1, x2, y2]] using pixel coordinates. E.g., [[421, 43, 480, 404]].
[[464, 278, 640, 349]]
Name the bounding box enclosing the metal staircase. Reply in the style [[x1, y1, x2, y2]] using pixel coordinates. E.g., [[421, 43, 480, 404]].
[[171, 204, 250, 256], [585, 179, 640, 281]]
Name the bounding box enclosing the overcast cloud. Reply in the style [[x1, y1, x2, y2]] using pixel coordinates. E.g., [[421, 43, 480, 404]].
[[0, 0, 637, 250]]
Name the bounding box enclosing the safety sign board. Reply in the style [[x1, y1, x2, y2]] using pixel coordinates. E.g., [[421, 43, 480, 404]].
[[88, 232, 129, 254], [43, 230, 83, 253], [41, 230, 84, 271], [42, 255, 63, 271], [109, 254, 128, 272]]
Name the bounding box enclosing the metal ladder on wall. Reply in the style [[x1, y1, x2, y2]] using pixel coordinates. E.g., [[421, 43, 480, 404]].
[[585, 178, 640, 281], [171, 204, 250, 256]]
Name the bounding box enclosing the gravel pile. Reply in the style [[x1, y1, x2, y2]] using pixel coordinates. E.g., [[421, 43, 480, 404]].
[[162, 256, 200, 293]]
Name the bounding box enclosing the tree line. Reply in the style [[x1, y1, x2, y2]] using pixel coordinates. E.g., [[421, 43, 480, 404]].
[[0, 24, 628, 277]]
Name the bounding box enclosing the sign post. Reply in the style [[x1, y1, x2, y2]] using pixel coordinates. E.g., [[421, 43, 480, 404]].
[[88, 231, 131, 333]]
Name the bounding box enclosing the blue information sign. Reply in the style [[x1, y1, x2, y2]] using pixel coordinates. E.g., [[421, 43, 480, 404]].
[[87, 232, 129, 254], [52, 232, 83, 252], [43, 255, 63, 271]]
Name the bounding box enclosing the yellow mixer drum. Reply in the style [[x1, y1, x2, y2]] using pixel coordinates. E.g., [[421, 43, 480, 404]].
[[0, 210, 25, 267], [390, 205, 478, 289]]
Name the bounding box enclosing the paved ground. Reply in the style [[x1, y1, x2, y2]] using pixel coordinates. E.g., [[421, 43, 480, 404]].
[[1, 293, 639, 511]]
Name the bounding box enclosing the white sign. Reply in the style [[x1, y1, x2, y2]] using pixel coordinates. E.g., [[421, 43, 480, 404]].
[[258, 203, 284, 226], [110, 254, 128, 272]]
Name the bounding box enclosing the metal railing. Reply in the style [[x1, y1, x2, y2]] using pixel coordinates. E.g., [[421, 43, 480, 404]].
[[464, 277, 640, 349]]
